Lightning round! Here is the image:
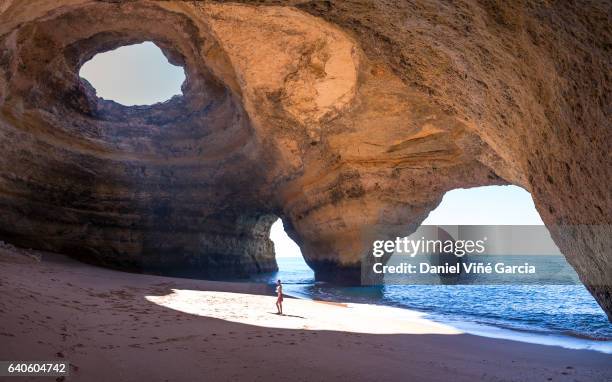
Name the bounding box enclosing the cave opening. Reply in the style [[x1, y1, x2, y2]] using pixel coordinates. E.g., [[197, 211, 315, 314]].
[[422, 185, 544, 225], [406, 185, 612, 339], [268, 218, 314, 287], [78, 41, 186, 106]]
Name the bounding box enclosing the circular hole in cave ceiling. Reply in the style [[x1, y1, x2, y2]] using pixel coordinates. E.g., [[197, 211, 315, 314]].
[[79, 41, 186, 106]]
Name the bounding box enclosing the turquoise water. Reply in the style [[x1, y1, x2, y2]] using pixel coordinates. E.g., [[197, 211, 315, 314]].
[[249, 258, 612, 350]]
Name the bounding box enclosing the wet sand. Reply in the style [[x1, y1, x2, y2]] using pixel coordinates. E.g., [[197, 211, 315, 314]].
[[1, 246, 610, 381]]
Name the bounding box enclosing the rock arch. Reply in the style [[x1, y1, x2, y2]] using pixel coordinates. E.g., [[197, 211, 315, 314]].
[[0, 1, 609, 319]]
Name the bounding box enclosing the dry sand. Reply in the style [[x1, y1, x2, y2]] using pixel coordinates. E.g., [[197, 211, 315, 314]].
[[1, 247, 610, 381]]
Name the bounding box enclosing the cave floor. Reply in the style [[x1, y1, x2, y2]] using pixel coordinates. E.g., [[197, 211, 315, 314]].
[[1, 248, 610, 382]]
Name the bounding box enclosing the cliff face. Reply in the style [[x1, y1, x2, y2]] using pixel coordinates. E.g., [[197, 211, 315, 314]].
[[0, 1, 610, 318]]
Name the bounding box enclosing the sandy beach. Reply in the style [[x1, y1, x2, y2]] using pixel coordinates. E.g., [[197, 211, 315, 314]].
[[1, 247, 610, 382]]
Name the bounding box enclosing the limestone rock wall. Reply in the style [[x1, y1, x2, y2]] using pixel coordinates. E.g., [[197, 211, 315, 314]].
[[0, 1, 609, 318]]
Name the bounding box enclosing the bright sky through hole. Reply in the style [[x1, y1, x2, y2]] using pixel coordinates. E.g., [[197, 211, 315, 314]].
[[79, 42, 185, 106], [422, 185, 544, 226], [76, 45, 545, 258]]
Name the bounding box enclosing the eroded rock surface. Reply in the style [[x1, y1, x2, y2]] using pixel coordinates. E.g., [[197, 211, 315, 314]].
[[0, 1, 610, 318]]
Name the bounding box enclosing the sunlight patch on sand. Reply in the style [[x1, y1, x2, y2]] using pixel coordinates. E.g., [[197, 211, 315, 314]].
[[146, 289, 463, 335]]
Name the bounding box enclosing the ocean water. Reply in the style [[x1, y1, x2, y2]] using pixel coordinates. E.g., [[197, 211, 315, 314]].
[[249, 258, 612, 352]]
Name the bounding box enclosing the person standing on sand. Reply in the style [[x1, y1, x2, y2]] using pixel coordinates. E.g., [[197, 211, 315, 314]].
[[275, 279, 283, 315]]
